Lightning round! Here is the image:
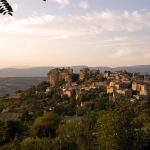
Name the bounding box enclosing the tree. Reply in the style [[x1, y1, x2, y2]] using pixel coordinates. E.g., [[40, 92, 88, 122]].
[[75, 111, 98, 150], [147, 94, 150, 108], [96, 110, 134, 150], [77, 94, 87, 104], [96, 101, 150, 150], [0, 120, 24, 146], [56, 121, 78, 150], [68, 89, 76, 115], [19, 111, 34, 124], [30, 112, 61, 138], [0, 0, 46, 16]]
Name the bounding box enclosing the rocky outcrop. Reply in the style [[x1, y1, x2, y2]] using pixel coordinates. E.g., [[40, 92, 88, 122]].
[[47, 68, 73, 85], [47, 67, 100, 85], [79, 68, 100, 81]]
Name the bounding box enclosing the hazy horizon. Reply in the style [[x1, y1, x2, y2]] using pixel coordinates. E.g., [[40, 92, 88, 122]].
[[0, 0, 150, 68], [0, 64, 150, 70]]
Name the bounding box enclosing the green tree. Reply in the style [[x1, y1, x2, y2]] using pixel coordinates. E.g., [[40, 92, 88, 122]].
[[75, 111, 98, 150], [56, 121, 78, 150], [19, 111, 34, 124], [30, 112, 62, 138], [36, 81, 50, 92], [0, 120, 24, 146], [77, 94, 87, 104], [147, 94, 150, 108], [68, 89, 76, 115], [97, 110, 134, 150], [96, 101, 150, 150]]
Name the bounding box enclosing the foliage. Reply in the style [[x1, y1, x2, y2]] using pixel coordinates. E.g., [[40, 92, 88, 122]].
[[20, 138, 55, 150], [1, 72, 150, 149], [36, 81, 50, 92], [56, 121, 78, 150], [0, 0, 46, 16], [98, 75, 107, 81], [66, 89, 76, 116], [0, 120, 24, 146], [72, 74, 79, 82], [75, 111, 98, 150], [0, 0, 13, 16], [30, 112, 62, 138], [96, 101, 150, 150]]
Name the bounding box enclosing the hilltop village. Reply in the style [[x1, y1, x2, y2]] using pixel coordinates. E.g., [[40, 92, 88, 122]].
[[1, 67, 150, 115], [1, 67, 150, 149], [46, 67, 150, 105]]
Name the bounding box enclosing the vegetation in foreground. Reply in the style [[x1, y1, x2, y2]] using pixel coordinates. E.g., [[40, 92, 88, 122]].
[[0, 78, 150, 149]]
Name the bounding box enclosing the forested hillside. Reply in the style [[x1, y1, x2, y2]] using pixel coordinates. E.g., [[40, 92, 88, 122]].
[[0, 79, 150, 149]]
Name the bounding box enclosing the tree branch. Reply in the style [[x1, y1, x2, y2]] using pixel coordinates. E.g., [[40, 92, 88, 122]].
[[0, 0, 46, 16], [0, 0, 13, 16]]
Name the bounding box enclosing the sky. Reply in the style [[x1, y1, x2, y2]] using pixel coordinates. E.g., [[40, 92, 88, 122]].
[[0, 0, 150, 68]]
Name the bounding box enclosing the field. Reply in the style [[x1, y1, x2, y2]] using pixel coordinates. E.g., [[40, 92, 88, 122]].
[[0, 77, 46, 96]]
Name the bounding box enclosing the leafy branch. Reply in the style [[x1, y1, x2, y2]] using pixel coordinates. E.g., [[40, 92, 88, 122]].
[[0, 0, 46, 16], [0, 0, 13, 16]]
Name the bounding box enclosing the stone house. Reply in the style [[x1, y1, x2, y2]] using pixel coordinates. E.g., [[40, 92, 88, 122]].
[[91, 81, 107, 87], [115, 83, 129, 90], [116, 89, 132, 98], [132, 82, 145, 91], [132, 82, 149, 95], [139, 85, 147, 95], [107, 86, 116, 94], [64, 90, 71, 97]]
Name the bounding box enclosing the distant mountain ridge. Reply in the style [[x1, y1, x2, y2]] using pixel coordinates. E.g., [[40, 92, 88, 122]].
[[0, 65, 150, 77]]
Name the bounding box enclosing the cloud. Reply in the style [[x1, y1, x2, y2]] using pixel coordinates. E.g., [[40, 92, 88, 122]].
[[52, 0, 70, 8], [112, 37, 128, 41], [105, 37, 129, 42], [123, 10, 129, 18], [0, 10, 150, 38], [144, 35, 149, 39], [79, 2, 89, 9], [44, 35, 68, 40], [141, 9, 148, 12], [12, 3, 18, 12], [109, 50, 132, 58]]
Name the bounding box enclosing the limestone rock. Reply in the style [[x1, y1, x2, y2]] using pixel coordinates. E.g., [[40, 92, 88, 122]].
[[47, 68, 73, 85]]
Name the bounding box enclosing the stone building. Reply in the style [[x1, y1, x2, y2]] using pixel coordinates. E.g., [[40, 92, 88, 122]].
[[116, 89, 132, 98], [115, 82, 129, 90], [107, 86, 116, 94], [140, 85, 147, 95], [91, 81, 107, 87], [132, 81, 150, 97], [132, 82, 146, 92], [47, 68, 73, 85]]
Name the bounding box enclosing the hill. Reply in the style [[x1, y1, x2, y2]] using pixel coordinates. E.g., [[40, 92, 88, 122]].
[[0, 65, 150, 77], [0, 77, 46, 96]]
